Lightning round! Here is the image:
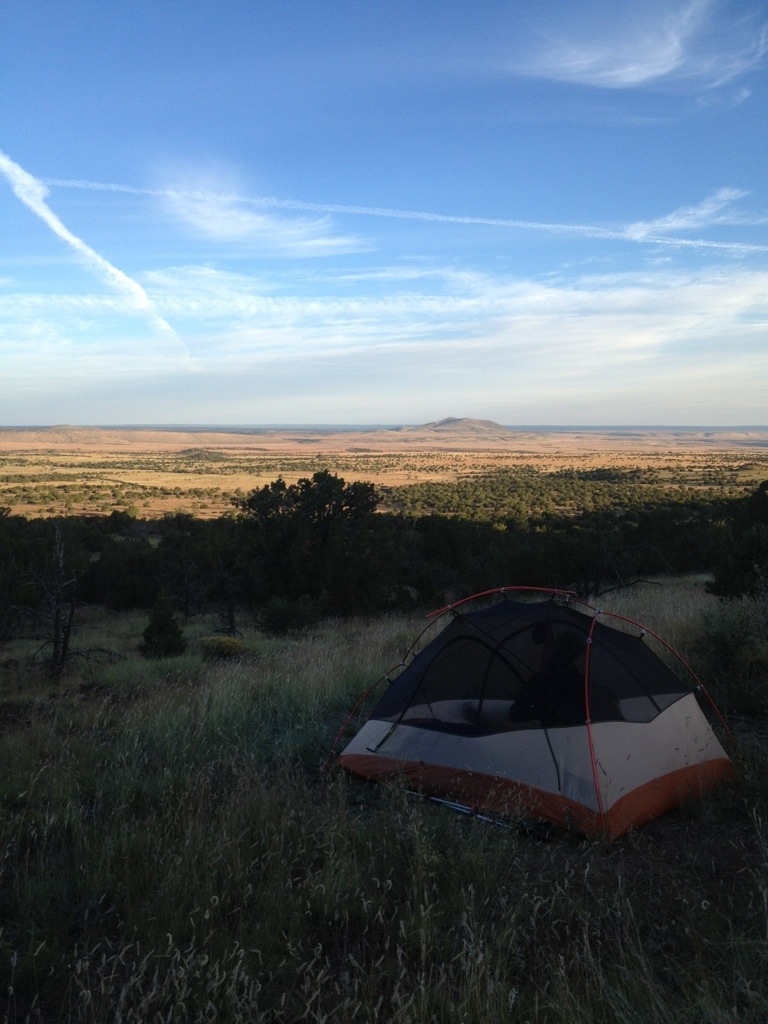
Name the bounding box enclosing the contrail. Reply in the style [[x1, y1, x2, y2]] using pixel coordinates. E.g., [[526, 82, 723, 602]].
[[44, 175, 768, 254], [247, 195, 768, 253], [0, 152, 193, 354]]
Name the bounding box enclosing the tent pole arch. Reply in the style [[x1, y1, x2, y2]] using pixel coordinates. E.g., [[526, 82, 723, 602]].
[[427, 586, 734, 749], [584, 617, 606, 830], [337, 585, 735, 837], [589, 607, 735, 747], [428, 586, 577, 619]]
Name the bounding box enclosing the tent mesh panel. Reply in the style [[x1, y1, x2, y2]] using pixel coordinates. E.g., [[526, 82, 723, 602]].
[[372, 600, 690, 733]]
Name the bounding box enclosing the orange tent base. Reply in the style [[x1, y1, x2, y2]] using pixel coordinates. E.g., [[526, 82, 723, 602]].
[[339, 753, 735, 840]]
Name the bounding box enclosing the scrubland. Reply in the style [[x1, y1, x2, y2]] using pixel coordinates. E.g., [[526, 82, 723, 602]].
[[2, 426, 767, 518], [2, 579, 768, 1023]]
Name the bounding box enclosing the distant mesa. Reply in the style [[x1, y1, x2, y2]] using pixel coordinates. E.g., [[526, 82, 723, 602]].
[[396, 417, 510, 434]]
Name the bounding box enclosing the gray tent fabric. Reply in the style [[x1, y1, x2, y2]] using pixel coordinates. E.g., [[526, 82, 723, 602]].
[[339, 592, 734, 838]]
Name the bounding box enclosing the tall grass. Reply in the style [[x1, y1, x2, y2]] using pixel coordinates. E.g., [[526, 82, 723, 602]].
[[595, 577, 768, 716], [2, 591, 768, 1022]]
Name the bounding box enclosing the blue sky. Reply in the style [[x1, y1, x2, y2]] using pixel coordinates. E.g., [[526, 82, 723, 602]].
[[1, 0, 767, 426]]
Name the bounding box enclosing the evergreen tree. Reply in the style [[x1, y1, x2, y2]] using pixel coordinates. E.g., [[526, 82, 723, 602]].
[[139, 593, 187, 659]]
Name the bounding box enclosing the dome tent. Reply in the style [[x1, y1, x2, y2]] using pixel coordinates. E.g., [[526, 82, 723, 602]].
[[338, 589, 734, 839]]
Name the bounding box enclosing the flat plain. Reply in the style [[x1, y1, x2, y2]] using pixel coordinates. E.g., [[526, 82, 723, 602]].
[[2, 420, 768, 517]]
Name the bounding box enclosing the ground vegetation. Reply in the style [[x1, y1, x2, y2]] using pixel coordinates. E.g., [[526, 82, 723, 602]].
[[0, 471, 766, 642], [2, 436, 768, 1018], [1, 427, 766, 519], [1, 581, 767, 1022]]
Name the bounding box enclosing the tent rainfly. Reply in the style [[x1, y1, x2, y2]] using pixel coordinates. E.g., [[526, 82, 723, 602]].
[[338, 589, 734, 839]]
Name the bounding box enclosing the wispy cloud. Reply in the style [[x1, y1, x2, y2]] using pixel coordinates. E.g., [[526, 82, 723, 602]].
[[162, 185, 365, 255], [3, 256, 765, 423], [43, 173, 363, 256], [0, 151, 186, 346], [135, 262, 768, 363], [696, 85, 752, 109], [45, 176, 768, 254], [626, 187, 750, 238], [243, 192, 768, 254], [509, 1, 768, 91], [126, 263, 768, 426]]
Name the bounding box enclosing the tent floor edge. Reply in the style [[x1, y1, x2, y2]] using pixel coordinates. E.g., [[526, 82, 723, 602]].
[[338, 753, 735, 840]]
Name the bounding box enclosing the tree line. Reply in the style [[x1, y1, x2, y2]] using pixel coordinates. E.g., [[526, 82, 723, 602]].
[[1, 469, 766, 650]]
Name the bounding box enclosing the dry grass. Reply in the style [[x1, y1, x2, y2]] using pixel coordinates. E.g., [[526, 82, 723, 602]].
[[2, 590, 768, 1022], [587, 576, 720, 653]]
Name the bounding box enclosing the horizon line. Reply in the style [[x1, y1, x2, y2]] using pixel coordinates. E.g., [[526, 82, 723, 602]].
[[2, 422, 767, 432]]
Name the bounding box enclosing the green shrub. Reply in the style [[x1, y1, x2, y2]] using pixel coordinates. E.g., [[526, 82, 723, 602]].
[[200, 635, 249, 661], [139, 593, 187, 659]]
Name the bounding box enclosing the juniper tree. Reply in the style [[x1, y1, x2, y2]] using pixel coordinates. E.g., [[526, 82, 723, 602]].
[[139, 592, 187, 659]]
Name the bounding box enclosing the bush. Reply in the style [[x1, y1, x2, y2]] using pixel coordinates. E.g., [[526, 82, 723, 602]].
[[200, 636, 249, 661], [139, 594, 188, 659]]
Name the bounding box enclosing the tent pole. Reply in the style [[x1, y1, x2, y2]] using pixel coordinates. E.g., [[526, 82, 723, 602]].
[[584, 616, 607, 833]]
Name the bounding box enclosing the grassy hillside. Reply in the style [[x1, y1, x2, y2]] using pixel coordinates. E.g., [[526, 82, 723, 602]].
[[2, 580, 767, 1023]]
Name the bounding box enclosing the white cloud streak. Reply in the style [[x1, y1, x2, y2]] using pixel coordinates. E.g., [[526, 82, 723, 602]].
[[6, 167, 763, 424], [0, 151, 194, 359], [3, 258, 765, 423], [44, 177, 768, 255], [510, 0, 768, 90], [626, 187, 749, 238], [133, 263, 768, 371], [161, 187, 364, 255], [41, 175, 362, 255]]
